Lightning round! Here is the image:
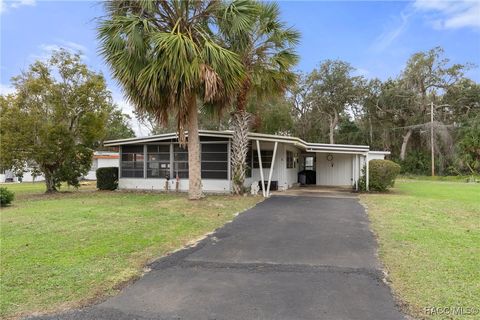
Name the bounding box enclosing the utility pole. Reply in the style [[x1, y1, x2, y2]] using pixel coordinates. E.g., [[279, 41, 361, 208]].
[[431, 102, 435, 177]]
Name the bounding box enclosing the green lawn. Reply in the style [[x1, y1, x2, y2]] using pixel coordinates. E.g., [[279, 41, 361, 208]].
[[0, 184, 261, 319], [361, 179, 480, 319], [0, 181, 96, 197]]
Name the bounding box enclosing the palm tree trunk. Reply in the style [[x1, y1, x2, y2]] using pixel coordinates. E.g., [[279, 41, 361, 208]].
[[231, 80, 252, 195], [187, 96, 203, 200], [231, 111, 252, 194]]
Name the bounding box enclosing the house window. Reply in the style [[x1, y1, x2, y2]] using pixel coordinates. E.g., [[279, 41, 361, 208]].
[[286, 151, 294, 169], [201, 143, 228, 179], [304, 156, 315, 171], [121, 145, 144, 178], [253, 150, 273, 168], [147, 145, 170, 178], [173, 144, 188, 178]]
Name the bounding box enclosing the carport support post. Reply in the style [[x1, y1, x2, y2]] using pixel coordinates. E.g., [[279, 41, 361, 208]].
[[365, 153, 369, 192], [355, 154, 359, 191], [266, 142, 278, 197], [256, 140, 266, 197]]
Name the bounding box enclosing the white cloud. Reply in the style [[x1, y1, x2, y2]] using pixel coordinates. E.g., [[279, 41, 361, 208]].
[[30, 40, 89, 62], [414, 0, 480, 29], [372, 6, 416, 52], [372, 1, 479, 52], [0, 83, 15, 95], [354, 67, 370, 77], [111, 90, 148, 137], [0, 0, 36, 13]]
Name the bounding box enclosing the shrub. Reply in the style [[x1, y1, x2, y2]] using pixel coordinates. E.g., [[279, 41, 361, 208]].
[[0, 187, 15, 207], [96, 167, 119, 190], [360, 159, 401, 192], [399, 150, 431, 175]]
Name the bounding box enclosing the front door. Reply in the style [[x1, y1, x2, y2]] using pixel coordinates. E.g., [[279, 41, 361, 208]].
[[299, 154, 316, 185]]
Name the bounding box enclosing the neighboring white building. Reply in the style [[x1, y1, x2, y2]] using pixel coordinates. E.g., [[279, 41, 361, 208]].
[[104, 130, 390, 196], [1, 151, 120, 183], [83, 151, 120, 180], [0, 169, 45, 183]]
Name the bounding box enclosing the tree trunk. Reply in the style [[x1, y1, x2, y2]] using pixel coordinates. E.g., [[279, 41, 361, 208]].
[[230, 79, 252, 195], [44, 170, 57, 193], [231, 111, 252, 195], [329, 113, 338, 144], [368, 116, 373, 146], [400, 129, 413, 161], [187, 96, 203, 200]]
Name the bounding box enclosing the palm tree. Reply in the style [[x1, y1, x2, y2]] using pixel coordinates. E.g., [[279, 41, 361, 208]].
[[98, 0, 244, 199], [219, 1, 300, 194]]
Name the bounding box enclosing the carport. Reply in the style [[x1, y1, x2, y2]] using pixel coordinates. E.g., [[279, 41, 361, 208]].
[[249, 133, 374, 196]]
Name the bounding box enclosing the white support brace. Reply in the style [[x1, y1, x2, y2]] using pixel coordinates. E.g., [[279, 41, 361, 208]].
[[266, 141, 278, 197], [256, 140, 266, 197]]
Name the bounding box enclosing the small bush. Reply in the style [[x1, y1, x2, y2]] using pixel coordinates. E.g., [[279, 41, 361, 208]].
[[96, 167, 119, 190], [360, 160, 401, 192], [0, 187, 15, 207]]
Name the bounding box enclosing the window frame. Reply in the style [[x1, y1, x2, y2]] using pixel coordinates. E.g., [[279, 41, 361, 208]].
[[120, 145, 145, 178], [146, 143, 171, 179], [286, 150, 294, 169], [201, 142, 229, 180], [119, 140, 231, 180], [253, 150, 274, 169], [173, 143, 189, 179]]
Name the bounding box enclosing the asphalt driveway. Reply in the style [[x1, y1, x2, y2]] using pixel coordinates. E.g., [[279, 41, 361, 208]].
[[34, 195, 405, 320]]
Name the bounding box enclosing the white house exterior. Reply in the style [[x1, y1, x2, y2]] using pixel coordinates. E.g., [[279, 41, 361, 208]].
[[0, 169, 45, 183], [1, 151, 120, 183], [83, 151, 120, 180], [104, 130, 390, 196]]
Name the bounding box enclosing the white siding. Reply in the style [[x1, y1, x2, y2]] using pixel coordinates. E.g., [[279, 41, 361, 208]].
[[1, 169, 45, 183], [368, 152, 388, 161], [84, 157, 119, 180], [316, 153, 354, 187], [284, 144, 301, 189], [245, 142, 301, 191], [119, 178, 230, 193]]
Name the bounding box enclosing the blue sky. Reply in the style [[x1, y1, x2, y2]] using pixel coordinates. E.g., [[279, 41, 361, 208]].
[[1, 0, 479, 134]]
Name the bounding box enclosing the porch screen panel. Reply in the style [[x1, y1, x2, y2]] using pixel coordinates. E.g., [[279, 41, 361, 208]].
[[245, 143, 252, 178], [174, 144, 188, 178], [201, 143, 228, 179], [121, 145, 144, 178], [253, 150, 273, 168], [147, 145, 170, 178]]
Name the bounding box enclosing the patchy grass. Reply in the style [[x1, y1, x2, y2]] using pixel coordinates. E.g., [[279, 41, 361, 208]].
[[361, 179, 480, 319], [0, 186, 261, 319], [0, 181, 96, 199], [398, 174, 480, 183]]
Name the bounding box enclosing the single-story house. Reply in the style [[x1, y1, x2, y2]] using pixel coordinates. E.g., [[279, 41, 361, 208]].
[[83, 151, 120, 180], [1, 151, 120, 183], [104, 130, 390, 196], [0, 169, 45, 183]]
